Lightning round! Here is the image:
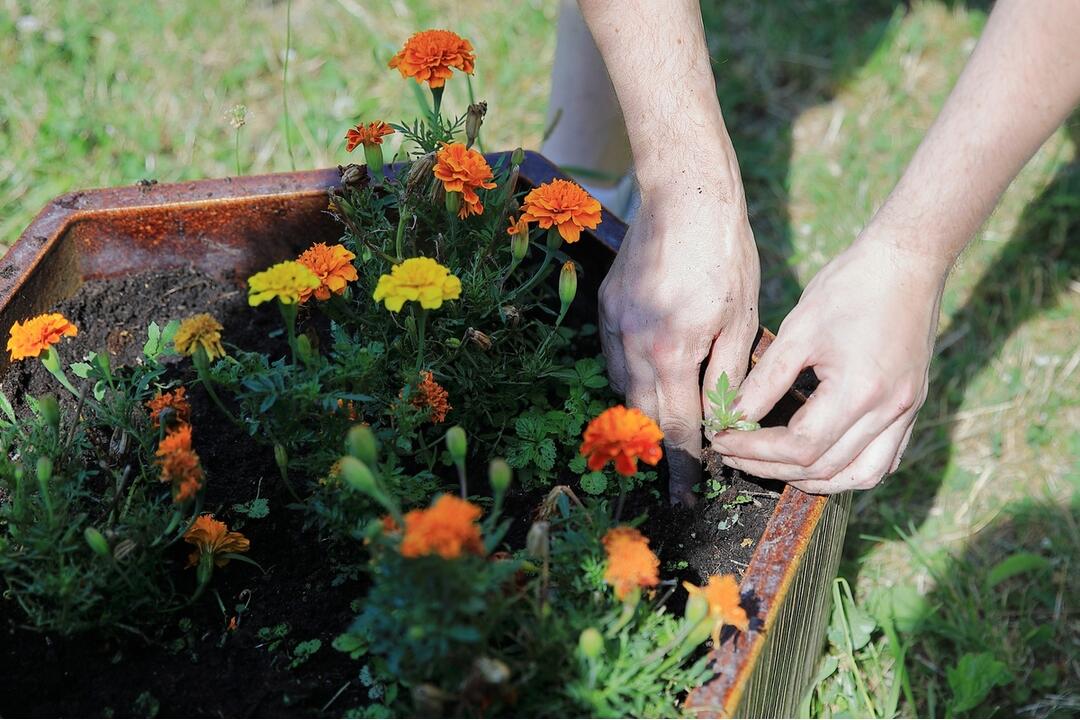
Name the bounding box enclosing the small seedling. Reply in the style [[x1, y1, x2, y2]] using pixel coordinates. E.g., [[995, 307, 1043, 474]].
[[703, 372, 759, 433]]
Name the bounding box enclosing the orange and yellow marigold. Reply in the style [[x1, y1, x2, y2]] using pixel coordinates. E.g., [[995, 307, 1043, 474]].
[[174, 314, 226, 361], [388, 29, 475, 88], [519, 179, 602, 244], [146, 387, 192, 428], [602, 526, 660, 600], [6, 313, 78, 361], [400, 494, 484, 559], [156, 423, 204, 503], [684, 574, 750, 647], [184, 514, 250, 568], [345, 121, 394, 152], [580, 405, 664, 477], [433, 143, 496, 219], [296, 243, 358, 302]]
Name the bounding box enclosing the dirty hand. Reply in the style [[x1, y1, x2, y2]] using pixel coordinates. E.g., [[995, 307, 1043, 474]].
[[601, 196, 760, 505], [711, 232, 949, 494]]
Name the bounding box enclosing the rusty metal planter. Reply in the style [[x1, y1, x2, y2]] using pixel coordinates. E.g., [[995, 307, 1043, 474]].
[[0, 153, 850, 718]]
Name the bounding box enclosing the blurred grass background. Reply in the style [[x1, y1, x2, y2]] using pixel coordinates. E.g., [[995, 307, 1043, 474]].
[[2, 0, 1077, 716]]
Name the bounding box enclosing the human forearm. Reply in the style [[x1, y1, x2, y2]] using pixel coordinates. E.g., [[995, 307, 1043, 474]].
[[578, 0, 744, 208], [870, 0, 1080, 271]]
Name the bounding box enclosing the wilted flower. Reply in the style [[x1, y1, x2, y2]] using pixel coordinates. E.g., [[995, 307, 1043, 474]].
[[683, 574, 750, 647], [433, 143, 496, 219], [184, 514, 250, 568], [411, 370, 451, 423], [465, 101, 487, 148], [247, 260, 321, 307], [344, 121, 394, 152], [602, 526, 660, 600], [6, 313, 77, 361], [519, 179, 602, 243], [464, 327, 492, 351], [400, 494, 484, 559], [388, 29, 476, 88], [372, 257, 461, 312], [296, 242, 358, 302], [580, 405, 664, 476], [146, 387, 191, 428], [174, 314, 226, 361]]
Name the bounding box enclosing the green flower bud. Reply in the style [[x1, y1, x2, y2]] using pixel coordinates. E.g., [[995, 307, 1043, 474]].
[[446, 426, 467, 465], [684, 593, 709, 625], [36, 456, 53, 484], [510, 147, 526, 166], [510, 228, 529, 262], [295, 334, 314, 363], [445, 190, 462, 217], [339, 456, 378, 497], [84, 527, 112, 559], [488, 459, 512, 495], [346, 424, 379, 465], [579, 627, 604, 659], [559, 261, 577, 307], [39, 394, 61, 431], [363, 143, 385, 182]]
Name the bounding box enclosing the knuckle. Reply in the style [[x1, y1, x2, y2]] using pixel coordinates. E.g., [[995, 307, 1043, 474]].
[[661, 417, 698, 446], [892, 379, 921, 414]]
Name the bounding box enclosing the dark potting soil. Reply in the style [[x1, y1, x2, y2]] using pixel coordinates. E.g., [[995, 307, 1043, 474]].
[[0, 266, 781, 717]]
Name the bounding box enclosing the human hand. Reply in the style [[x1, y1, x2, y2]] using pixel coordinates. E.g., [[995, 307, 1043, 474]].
[[710, 231, 950, 494], [601, 195, 760, 505]]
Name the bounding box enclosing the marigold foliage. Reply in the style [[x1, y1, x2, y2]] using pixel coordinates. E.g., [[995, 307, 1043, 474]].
[[433, 143, 496, 219], [174, 313, 226, 360], [602, 526, 660, 600], [400, 494, 484, 559], [184, 514, 250, 568], [6, 313, 77, 361], [296, 243, 358, 302], [388, 29, 475, 88], [519, 179, 602, 243], [372, 257, 462, 312], [247, 260, 321, 307], [580, 405, 664, 476]]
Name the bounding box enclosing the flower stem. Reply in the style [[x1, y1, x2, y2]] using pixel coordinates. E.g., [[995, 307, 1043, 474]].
[[40, 347, 79, 398], [413, 307, 428, 374], [394, 209, 407, 261], [234, 128, 242, 176], [192, 348, 237, 424], [431, 86, 444, 118], [279, 300, 299, 363]]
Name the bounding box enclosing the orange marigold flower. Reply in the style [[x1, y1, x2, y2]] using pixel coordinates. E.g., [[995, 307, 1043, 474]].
[[519, 179, 602, 244], [602, 526, 660, 600], [433, 143, 496, 219], [684, 574, 750, 647], [506, 214, 529, 236], [388, 29, 475, 88], [184, 514, 250, 568], [345, 121, 394, 152], [400, 494, 484, 559], [411, 370, 451, 423], [296, 243, 359, 302], [336, 398, 360, 422], [156, 424, 204, 503], [146, 387, 191, 428], [7, 313, 78, 361], [580, 405, 664, 476]]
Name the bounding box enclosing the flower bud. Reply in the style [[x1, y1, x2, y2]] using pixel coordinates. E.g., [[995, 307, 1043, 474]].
[[526, 521, 550, 560], [340, 456, 378, 496], [488, 459, 512, 495], [559, 261, 577, 307], [406, 152, 437, 196], [84, 527, 111, 559], [346, 424, 379, 465], [295, 334, 314, 363], [36, 456, 53, 484], [511, 147, 526, 166], [579, 627, 604, 658], [684, 593, 709, 625], [445, 190, 462, 217], [39, 394, 61, 431], [465, 101, 487, 149], [510, 224, 529, 262], [445, 426, 467, 465]]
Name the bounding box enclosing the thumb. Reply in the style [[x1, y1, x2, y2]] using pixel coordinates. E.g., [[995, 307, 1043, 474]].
[[731, 332, 808, 423]]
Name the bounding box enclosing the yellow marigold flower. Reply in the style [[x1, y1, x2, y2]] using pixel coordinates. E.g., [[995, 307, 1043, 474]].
[[247, 260, 321, 307], [602, 526, 660, 600], [174, 314, 226, 361], [184, 514, 250, 568], [400, 494, 484, 559], [372, 257, 461, 312], [580, 405, 664, 477], [6, 313, 77, 361], [296, 243, 359, 302], [388, 29, 476, 88], [684, 574, 750, 647], [433, 143, 496, 219], [519, 178, 602, 244]]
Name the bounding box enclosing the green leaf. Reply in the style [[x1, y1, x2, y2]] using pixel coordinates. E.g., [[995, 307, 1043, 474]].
[[232, 498, 270, 519], [946, 652, 1012, 715], [986, 551, 1050, 588], [332, 631, 369, 659], [568, 454, 587, 474], [535, 438, 557, 471], [70, 362, 93, 379], [580, 472, 608, 495], [0, 391, 15, 424]]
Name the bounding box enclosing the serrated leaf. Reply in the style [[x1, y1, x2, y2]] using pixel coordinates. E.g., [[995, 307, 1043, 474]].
[[535, 438, 556, 471], [580, 472, 608, 495], [568, 454, 587, 474]]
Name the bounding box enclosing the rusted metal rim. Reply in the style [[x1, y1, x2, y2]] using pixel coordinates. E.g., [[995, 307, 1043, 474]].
[[0, 153, 831, 717]]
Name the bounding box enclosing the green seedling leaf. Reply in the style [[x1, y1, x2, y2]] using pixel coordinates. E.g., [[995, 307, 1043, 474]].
[[69, 362, 93, 379], [946, 652, 1012, 715], [0, 391, 15, 424], [232, 497, 270, 519], [291, 639, 322, 668], [333, 631, 369, 659], [986, 551, 1050, 588], [703, 371, 760, 433], [580, 471, 608, 495]]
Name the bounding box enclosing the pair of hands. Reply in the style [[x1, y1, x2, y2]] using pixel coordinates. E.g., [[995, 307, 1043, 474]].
[[601, 196, 948, 499]]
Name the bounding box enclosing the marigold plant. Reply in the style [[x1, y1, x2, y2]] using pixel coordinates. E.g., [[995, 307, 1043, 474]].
[[345, 121, 394, 152], [372, 257, 462, 312], [411, 370, 451, 423], [400, 494, 484, 559], [146, 387, 191, 428], [433, 143, 496, 219], [247, 260, 321, 307], [184, 514, 251, 568], [174, 313, 226, 360], [388, 29, 475, 88], [519, 179, 602, 244], [6, 312, 77, 361], [683, 574, 750, 647], [580, 405, 664, 476], [296, 242, 359, 302], [156, 423, 204, 503], [602, 526, 661, 600]]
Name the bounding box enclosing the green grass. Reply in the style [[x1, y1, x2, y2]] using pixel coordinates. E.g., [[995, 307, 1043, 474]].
[[3, 1, 1077, 716]]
